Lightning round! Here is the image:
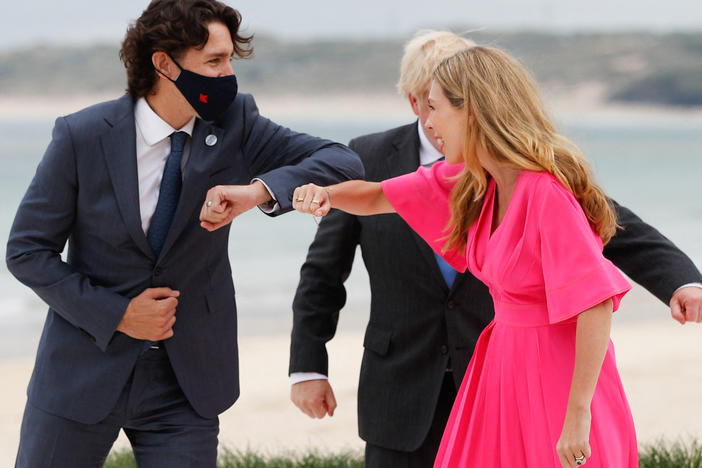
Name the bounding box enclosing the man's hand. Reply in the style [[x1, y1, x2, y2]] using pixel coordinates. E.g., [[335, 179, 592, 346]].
[[291, 379, 337, 419], [117, 287, 180, 340], [200, 181, 271, 231], [670, 286, 702, 324]]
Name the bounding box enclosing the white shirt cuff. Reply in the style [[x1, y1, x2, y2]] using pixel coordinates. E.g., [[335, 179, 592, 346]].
[[251, 178, 279, 213], [290, 372, 328, 386], [674, 282, 702, 294]]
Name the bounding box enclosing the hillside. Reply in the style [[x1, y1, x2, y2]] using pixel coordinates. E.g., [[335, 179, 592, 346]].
[[1, 31, 701, 107]]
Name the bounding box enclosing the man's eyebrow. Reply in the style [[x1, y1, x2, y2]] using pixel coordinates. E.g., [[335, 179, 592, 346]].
[[205, 51, 233, 59]]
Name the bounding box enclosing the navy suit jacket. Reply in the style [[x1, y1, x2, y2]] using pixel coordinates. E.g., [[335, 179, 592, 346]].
[[6, 93, 363, 424]]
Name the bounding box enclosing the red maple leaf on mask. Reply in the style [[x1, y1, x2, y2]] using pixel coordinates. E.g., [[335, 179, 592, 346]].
[[199, 94, 208, 103]]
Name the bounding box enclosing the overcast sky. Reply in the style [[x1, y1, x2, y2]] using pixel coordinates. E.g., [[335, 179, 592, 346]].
[[1, 0, 701, 50]]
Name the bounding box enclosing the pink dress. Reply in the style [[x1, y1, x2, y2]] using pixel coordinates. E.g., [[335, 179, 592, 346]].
[[381, 164, 638, 468]]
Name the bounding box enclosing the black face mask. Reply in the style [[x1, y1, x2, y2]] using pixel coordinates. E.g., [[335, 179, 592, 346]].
[[159, 56, 238, 122]]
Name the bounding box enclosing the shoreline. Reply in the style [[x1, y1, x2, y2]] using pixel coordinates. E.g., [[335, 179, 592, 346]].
[[2, 318, 702, 464], [2, 92, 702, 124]]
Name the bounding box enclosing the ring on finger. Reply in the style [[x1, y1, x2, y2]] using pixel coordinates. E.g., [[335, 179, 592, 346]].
[[295, 197, 305, 202], [311, 199, 320, 205], [206, 200, 213, 207], [575, 455, 586, 466]]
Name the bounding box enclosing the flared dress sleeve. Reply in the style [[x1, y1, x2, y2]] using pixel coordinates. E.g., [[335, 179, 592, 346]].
[[536, 177, 631, 324], [381, 161, 468, 271]]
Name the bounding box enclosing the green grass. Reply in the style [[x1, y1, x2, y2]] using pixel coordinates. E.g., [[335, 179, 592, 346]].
[[217, 448, 363, 467], [639, 438, 702, 468], [104, 448, 364, 468], [104, 450, 136, 468], [105, 440, 702, 467]]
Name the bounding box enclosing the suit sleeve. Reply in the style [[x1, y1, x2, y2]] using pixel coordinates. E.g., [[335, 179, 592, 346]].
[[603, 200, 702, 304], [239, 95, 364, 215], [6, 117, 130, 352], [289, 206, 361, 376]]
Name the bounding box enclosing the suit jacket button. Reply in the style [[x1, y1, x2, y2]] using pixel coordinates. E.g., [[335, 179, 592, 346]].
[[440, 344, 449, 355], [154, 267, 162, 276]]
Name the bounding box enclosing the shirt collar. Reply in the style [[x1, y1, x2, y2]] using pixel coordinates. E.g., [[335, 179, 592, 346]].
[[134, 97, 195, 146], [417, 120, 444, 166]]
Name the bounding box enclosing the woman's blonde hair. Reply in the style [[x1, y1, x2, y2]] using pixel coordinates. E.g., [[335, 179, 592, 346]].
[[434, 46, 617, 251]]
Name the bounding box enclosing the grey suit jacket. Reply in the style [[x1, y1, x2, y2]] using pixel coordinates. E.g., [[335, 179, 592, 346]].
[[290, 122, 702, 451], [6, 93, 364, 424]]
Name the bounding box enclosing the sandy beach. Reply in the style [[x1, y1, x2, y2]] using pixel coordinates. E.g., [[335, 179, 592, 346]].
[[2, 290, 702, 464]]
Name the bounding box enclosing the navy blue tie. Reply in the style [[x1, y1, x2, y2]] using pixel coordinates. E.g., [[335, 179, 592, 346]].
[[430, 157, 457, 289], [147, 131, 188, 257], [142, 132, 187, 352]]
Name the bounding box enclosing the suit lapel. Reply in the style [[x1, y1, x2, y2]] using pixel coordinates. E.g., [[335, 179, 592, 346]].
[[101, 97, 155, 260], [383, 123, 420, 179], [386, 123, 451, 294], [157, 120, 225, 260]]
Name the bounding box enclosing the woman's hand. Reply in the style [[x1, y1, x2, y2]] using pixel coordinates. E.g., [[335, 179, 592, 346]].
[[556, 406, 592, 467], [291, 180, 392, 217], [293, 184, 332, 217]]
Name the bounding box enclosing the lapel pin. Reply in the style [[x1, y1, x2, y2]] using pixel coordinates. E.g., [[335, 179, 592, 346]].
[[205, 134, 218, 147]]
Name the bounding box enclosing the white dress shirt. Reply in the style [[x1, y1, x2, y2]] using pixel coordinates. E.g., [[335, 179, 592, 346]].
[[134, 97, 195, 234]]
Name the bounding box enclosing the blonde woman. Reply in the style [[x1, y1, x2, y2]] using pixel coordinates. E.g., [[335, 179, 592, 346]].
[[285, 46, 637, 467]]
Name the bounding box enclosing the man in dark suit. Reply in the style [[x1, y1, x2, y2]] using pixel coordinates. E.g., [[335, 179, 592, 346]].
[[6, 1, 363, 467], [288, 31, 702, 467]]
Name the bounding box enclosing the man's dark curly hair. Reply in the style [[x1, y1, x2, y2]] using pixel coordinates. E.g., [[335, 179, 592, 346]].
[[120, 0, 253, 99]]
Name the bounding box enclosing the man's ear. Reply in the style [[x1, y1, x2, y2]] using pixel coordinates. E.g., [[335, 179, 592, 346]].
[[152, 51, 178, 81], [408, 93, 420, 117]]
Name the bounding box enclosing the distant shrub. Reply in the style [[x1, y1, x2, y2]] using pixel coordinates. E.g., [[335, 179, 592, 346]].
[[611, 66, 702, 107]]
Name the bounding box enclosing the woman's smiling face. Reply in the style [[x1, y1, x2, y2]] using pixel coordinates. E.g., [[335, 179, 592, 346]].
[[425, 79, 468, 164]]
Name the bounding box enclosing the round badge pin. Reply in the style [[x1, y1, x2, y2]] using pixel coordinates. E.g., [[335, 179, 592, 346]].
[[205, 134, 218, 147]]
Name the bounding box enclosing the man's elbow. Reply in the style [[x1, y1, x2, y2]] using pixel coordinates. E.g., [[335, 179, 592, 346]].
[[5, 241, 47, 286], [6, 244, 35, 282], [6, 250, 28, 284]]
